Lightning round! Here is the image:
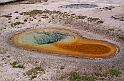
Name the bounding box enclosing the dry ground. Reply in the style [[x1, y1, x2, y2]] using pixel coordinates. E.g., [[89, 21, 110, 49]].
[[0, 0, 124, 81]]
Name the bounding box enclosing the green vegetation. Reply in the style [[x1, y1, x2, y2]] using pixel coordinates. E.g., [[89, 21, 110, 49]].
[[10, 61, 24, 68], [69, 68, 122, 81], [25, 66, 44, 80], [109, 68, 122, 77], [70, 72, 97, 81], [70, 72, 82, 81], [82, 75, 97, 81]]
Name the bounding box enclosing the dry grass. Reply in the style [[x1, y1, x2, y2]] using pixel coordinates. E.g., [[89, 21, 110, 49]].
[[69, 68, 122, 81], [25, 66, 44, 80]]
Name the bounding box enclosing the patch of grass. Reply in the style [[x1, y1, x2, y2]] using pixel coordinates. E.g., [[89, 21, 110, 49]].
[[10, 61, 24, 68], [82, 75, 97, 81], [70, 72, 97, 81], [109, 68, 122, 77], [25, 66, 44, 80], [70, 72, 82, 81], [69, 68, 122, 81]]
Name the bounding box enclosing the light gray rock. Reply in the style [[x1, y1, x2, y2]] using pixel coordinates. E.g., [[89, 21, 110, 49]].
[[0, 0, 17, 3]]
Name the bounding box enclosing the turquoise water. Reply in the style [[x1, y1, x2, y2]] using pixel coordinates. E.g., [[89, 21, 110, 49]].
[[21, 31, 72, 45], [60, 4, 98, 8]]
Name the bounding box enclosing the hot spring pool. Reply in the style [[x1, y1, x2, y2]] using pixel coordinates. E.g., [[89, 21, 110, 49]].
[[11, 28, 118, 58]]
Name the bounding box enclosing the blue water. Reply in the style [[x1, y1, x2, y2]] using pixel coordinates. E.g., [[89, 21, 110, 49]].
[[60, 4, 98, 8], [21, 31, 72, 45]]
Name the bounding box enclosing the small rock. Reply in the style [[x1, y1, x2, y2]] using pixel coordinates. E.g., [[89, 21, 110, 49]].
[[41, 15, 49, 19], [15, 17, 19, 19], [0, 47, 7, 54], [60, 66, 65, 70], [14, 11, 19, 13]]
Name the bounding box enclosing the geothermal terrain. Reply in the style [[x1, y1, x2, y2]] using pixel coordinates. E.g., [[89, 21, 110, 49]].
[[0, 0, 124, 81]]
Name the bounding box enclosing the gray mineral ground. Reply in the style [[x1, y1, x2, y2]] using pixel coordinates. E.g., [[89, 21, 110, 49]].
[[0, 0, 124, 81], [0, 0, 48, 4]]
